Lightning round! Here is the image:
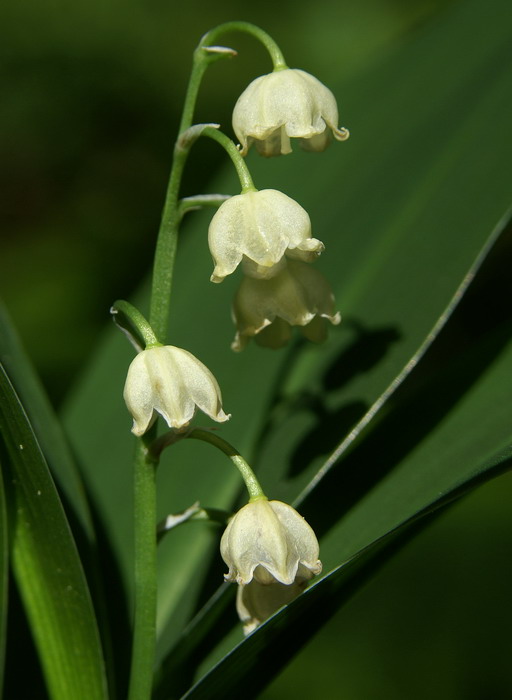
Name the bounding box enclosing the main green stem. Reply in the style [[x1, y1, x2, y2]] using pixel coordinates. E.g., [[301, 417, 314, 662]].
[[149, 21, 286, 340], [128, 21, 285, 700], [128, 438, 157, 700]]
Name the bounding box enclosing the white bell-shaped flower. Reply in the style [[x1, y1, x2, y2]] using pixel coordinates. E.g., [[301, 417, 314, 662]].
[[220, 498, 322, 586], [233, 68, 349, 157], [236, 578, 308, 635], [208, 189, 324, 283], [231, 259, 341, 351], [123, 345, 230, 436]]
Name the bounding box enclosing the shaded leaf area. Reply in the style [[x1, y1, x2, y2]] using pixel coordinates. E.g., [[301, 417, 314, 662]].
[[0, 303, 94, 541], [153, 211, 512, 696], [0, 366, 108, 699], [181, 444, 512, 700], [0, 463, 7, 694], [62, 0, 512, 682], [0, 303, 131, 699]]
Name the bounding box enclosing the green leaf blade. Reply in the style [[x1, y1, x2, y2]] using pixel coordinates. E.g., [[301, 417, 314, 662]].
[[0, 366, 108, 700]]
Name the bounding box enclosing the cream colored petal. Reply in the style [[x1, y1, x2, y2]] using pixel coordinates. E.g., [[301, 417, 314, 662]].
[[293, 69, 340, 132], [142, 347, 195, 430], [220, 499, 321, 587], [123, 345, 229, 435], [220, 499, 299, 585], [123, 352, 159, 436], [167, 347, 230, 425], [240, 192, 297, 267], [232, 68, 347, 156], [269, 500, 322, 577], [286, 237, 325, 262], [232, 260, 339, 347], [209, 190, 313, 282], [236, 579, 308, 635], [208, 194, 246, 282]]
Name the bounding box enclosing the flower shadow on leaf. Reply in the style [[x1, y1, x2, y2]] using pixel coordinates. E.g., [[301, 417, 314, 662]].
[[250, 319, 401, 478], [287, 320, 402, 477], [322, 320, 402, 392], [287, 398, 367, 478], [299, 232, 512, 538]]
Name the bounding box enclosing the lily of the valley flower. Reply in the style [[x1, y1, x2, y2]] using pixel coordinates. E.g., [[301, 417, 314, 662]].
[[220, 498, 322, 586], [236, 578, 309, 636], [123, 345, 230, 436], [231, 259, 341, 351], [208, 189, 324, 283], [233, 68, 349, 157]]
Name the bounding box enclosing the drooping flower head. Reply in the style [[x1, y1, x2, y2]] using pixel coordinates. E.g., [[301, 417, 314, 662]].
[[233, 68, 349, 157], [123, 345, 230, 436], [220, 498, 322, 586], [232, 259, 341, 351], [208, 189, 324, 283]]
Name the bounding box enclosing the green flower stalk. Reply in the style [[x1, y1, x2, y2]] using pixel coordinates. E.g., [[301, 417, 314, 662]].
[[119, 19, 338, 697]]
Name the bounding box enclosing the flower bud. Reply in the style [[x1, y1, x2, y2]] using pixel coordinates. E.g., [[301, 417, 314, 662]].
[[233, 68, 349, 157], [123, 345, 230, 436], [220, 499, 322, 586], [208, 189, 324, 283], [231, 259, 341, 350]]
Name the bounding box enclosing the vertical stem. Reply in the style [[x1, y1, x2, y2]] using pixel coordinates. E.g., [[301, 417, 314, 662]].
[[128, 45, 211, 700], [128, 21, 286, 698], [128, 439, 157, 700], [148, 54, 209, 342]]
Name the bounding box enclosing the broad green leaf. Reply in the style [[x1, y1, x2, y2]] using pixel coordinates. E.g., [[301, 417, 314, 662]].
[[181, 447, 512, 700], [61, 0, 512, 677], [0, 460, 8, 695], [0, 302, 94, 543], [0, 365, 108, 700], [153, 207, 512, 695]]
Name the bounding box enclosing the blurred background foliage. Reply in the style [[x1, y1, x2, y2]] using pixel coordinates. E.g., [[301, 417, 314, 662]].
[[2, 0, 512, 697]]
